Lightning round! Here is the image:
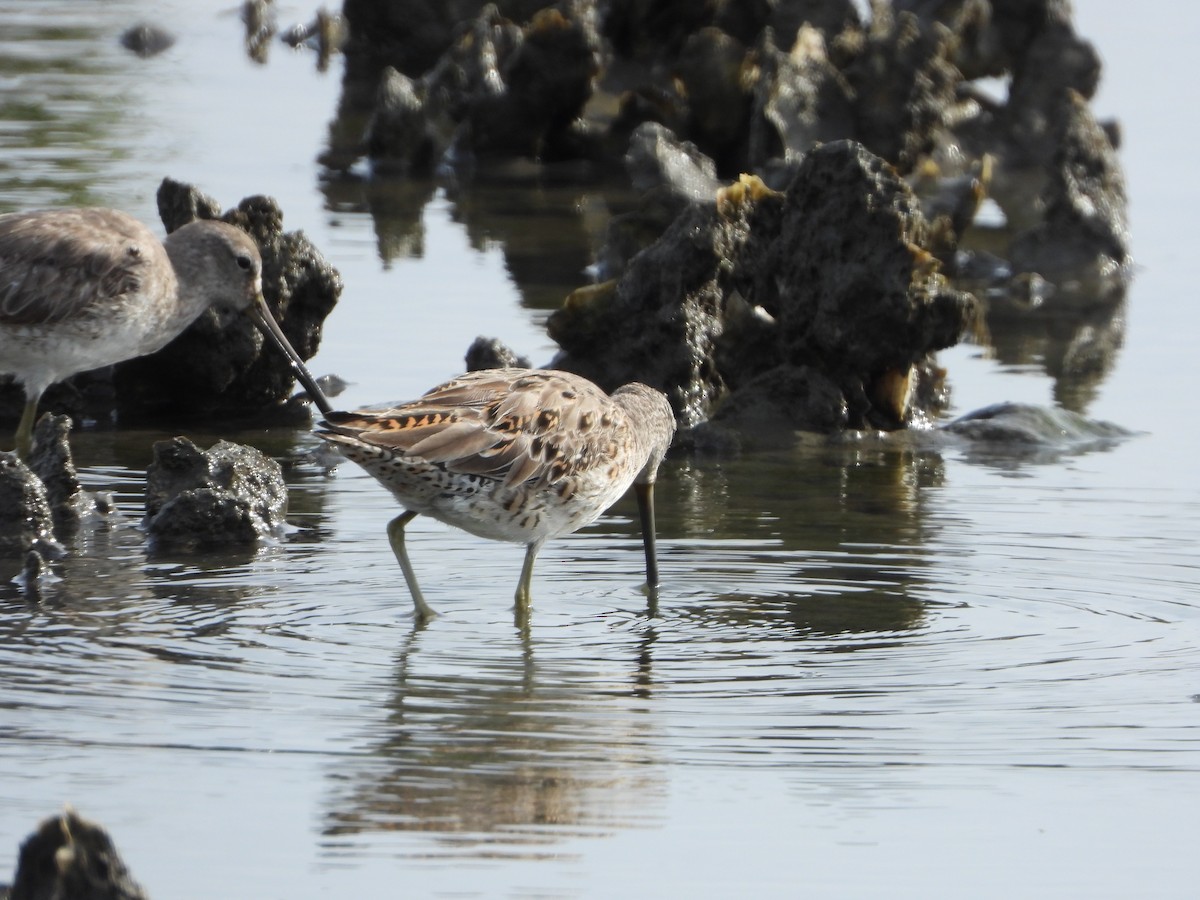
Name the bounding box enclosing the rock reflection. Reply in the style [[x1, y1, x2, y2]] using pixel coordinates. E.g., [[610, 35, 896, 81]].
[[443, 179, 617, 310], [983, 286, 1127, 413], [670, 443, 945, 551], [660, 444, 948, 637], [323, 176, 437, 265], [322, 630, 664, 852], [319, 168, 625, 311]]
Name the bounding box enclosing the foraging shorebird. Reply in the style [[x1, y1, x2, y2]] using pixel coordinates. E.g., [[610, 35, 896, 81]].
[[0, 207, 331, 455], [316, 368, 675, 620]]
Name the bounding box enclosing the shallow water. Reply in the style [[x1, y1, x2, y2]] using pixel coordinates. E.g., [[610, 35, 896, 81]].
[[2, 2, 1200, 898]]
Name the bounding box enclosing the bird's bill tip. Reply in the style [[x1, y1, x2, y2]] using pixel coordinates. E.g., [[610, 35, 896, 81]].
[[245, 299, 334, 415]]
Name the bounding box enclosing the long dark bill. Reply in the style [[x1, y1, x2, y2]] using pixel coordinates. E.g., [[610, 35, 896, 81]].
[[248, 297, 334, 416], [634, 480, 660, 588]]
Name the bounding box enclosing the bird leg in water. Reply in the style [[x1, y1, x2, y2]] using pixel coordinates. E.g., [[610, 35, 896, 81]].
[[515, 540, 543, 612], [386, 510, 437, 622], [635, 481, 660, 589]]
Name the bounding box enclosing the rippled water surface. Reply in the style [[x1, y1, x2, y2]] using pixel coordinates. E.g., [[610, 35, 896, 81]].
[[2, 2, 1199, 897]]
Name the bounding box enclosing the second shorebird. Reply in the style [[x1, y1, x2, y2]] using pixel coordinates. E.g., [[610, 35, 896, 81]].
[[316, 368, 675, 620], [0, 208, 332, 455]]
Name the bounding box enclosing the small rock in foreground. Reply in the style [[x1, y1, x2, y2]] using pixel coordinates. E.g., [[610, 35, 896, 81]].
[[2, 808, 148, 900], [144, 437, 289, 549]]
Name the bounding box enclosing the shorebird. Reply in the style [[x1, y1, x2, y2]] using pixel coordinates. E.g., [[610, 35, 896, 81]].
[[316, 368, 676, 620], [0, 207, 331, 455]]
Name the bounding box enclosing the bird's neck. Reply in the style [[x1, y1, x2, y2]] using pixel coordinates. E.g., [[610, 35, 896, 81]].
[[161, 230, 218, 326]]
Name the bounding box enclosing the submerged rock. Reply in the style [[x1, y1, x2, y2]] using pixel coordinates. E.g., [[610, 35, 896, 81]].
[[943, 401, 1131, 447], [144, 437, 289, 549], [2, 809, 148, 900], [940, 401, 1133, 466]]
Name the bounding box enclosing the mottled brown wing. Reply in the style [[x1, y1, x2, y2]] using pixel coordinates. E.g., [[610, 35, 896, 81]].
[[321, 369, 627, 488], [0, 209, 157, 325]]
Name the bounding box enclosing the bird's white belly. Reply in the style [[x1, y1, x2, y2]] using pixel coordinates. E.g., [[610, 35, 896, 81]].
[[2, 311, 174, 393], [428, 477, 630, 545]]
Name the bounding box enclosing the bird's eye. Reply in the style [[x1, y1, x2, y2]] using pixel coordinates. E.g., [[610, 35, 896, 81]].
[[236, 254, 253, 271]]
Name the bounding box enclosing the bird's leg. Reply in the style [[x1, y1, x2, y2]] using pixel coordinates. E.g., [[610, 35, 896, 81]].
[[14, 396, 39, 458], [634, 481, 661, 589], [386, 510, 437, 622], [514, 540, 542, 613]]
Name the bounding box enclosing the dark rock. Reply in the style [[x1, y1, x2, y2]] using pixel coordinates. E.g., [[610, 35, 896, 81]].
[[1005, 3, 1102, 107], [625, 121, 722, 201], [243, 0, 277, 64], [674, 27, 753, 172], [595, 122, 723, 276], [281, 9, 347, 70], [550, 141, 977, 436], [323, 0, 1128, 441], [836, 6, 961, 175], [745, 25, 855, 170], [0, 452, 61, 559], [710, 363, 849, 442], [774, 142, 975, 378], [111, 179, 340, 424], [4, 809, 148, 900], [119, 22, 175, 58], [144, 437, 288, 549], [345, 3, 604, 171], [341, 0, 549, 88], [894, 0, 1002, 81], [154, 179, 223, 233], [364, 67, 437, 175], [28, 414, 102, 536], [1008, 90, 1129, 287], [424, 5, 603, 164], [951, 0, 1106, 232], [464, 336, 532, 370], [548, 194, 753, 429], [604, 6, 955, 179], [599, 0, 860, 62], [910, 155, 991, 262]]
